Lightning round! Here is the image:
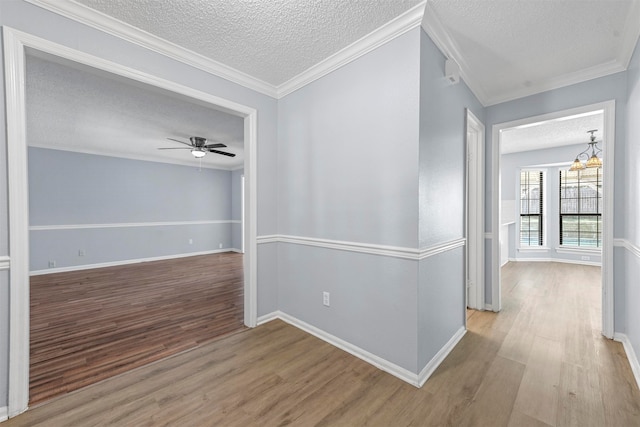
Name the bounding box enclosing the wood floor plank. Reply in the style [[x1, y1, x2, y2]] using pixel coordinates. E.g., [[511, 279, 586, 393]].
[[5, 262, 640, 426], [29, 252, 245, 405]]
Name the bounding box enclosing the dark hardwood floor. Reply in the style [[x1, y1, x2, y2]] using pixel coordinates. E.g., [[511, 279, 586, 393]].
[[29, 252, 245, 405]]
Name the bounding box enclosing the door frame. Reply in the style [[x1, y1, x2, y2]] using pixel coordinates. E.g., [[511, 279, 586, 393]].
[[4, 26, 259, 417], [490, 100, 615, 338], [465, 109, 485, 311]]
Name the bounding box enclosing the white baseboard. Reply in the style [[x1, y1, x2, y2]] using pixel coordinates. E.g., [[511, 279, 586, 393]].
[[417, 326, 466, 387], [275, 311, 420, 386], [613, 333, 640, 390], [256, 311, 279, 325], [258, 310, 466, 388], [0, 406, 7, 422], [29, 248, 234, 275], [511, 257, 601, 267], [484, 304, 494, 311]]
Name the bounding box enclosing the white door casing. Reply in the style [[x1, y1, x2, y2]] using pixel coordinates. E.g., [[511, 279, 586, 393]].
[[3, 26, 259, 417]]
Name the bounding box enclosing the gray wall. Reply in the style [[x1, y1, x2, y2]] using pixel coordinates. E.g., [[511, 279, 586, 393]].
[[277, 28, 422, 372], [484, 71, 628, 306], [0, 0, 278, 407], [623, 36, 640, 363], [28, 147, 235, 271], [417, 29, 483, 368], [501, 143, 602, 264]]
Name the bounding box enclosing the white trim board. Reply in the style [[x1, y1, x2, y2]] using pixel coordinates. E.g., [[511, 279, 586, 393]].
[[614, 238, 640, 259], [0, 406, 7, 423], [261, 311, 464, 388], [0, 256, 10, 271], [25, 0, 427, 99], [491, 100, 615, 339], [3, 26, 259, 418], [30, 220, 238, 231], [29, 249, 232, 276], [417, 326, 466, 387], [277, 311, 419, 385], [510, 258, 602, 267], [256, 234, 465, 261], [613, 333, 640, 391]]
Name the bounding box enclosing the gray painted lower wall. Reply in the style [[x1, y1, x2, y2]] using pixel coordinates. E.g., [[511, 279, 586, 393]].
[[0, 270, 8, 407], [30, 223, 233, 272], [277, 243, 419, 372], [257, 243, 278, 317], [418, 247, 465, 370]]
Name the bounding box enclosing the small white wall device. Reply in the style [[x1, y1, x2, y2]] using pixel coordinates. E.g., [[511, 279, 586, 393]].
[[445, 58, 460, 84]]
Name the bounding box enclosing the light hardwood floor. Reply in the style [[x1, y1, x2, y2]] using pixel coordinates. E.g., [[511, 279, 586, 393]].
[[6, 262, 640, 426], [29, 252, 245, 405]]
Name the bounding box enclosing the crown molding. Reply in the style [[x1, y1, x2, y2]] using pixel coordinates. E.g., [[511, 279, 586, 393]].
[[277, 1, 426, 97], [619, 0, 640, 70], [24, 0, 279, 98], [421, 2, 488, 105], [421, 1, 637, 107], [483, 59, 627, 106]]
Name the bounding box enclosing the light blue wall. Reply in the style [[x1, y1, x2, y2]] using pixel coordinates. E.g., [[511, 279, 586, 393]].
[[501, 143, 602, 264], [0, 0, 279, 407], [28, 148, 234, 271], [417, 29, 482, 368], [277, 28, 422, 372], [277, 31, 421, 249], [623, 37, 640, 365], [484, 71, 628, 306]]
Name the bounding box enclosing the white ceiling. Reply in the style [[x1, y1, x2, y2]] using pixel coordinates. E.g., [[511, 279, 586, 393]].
[[26, 53, 245, 169], [71, 0, 424, 87], [501, 110, 604, 155], [424, 0, 640, 105], [23, 0, 640, 167]]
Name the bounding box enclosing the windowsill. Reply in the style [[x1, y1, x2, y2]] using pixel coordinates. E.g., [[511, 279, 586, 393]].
[[518, 246, 550, 253], [556, 246, 602, 255]]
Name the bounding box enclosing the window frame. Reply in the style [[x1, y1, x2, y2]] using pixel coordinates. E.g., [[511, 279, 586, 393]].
[[559, 167, 602, 248], [519, 169, 545, 248]]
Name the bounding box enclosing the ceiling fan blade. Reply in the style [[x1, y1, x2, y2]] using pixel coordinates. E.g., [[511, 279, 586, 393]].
[[208, 149, 236, 157], [158, 147, 191, 150], [166, 137, 193, 147], [203, 143, 227, 149]]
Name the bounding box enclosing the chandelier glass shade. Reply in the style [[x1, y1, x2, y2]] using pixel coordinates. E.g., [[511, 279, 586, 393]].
[[570, 130, 602, 171]]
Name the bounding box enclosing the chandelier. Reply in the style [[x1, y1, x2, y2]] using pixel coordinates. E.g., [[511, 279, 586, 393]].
[[570, 130, 602, 171]]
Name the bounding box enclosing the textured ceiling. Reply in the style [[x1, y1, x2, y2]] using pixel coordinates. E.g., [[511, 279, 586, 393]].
[[26, 54, 245, 169], [501, 111, 604, 155], [72, 0, 424, 86], [425, 0, 640, 105]]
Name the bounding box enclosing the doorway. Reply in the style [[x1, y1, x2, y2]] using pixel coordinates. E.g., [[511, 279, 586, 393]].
[[490, 101, 614, 338], [5, 27, 258, 416]]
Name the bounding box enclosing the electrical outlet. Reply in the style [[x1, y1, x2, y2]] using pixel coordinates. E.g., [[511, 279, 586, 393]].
[[48, 260, 56, 268], [323, 291, 330, 307], [78, 249, 85, 257], [188, 238, 193, 245], [219, 243, 223, 249], [581, 255, 590, 261]]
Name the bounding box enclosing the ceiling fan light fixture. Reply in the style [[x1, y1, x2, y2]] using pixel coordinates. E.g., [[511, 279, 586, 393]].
[[191, 149, 206, 158]]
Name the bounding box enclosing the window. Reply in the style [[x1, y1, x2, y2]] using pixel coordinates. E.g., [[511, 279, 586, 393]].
[[520, 170, 543, 246], [559, 167, 602, 248]]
